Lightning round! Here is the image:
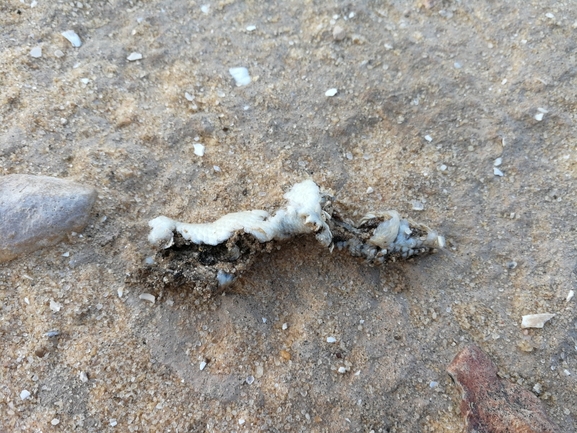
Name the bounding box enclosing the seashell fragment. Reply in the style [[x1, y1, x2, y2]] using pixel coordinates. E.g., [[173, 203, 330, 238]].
[[61, 30, 82, 47], [521, 313, 555, 329]]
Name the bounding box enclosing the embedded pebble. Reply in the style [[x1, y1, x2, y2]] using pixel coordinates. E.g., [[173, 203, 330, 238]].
[[30, 46, 42, 58], [521, 313, 555, 329], [51, 419, 60, 426], [333, 25, 346, 41], [61, 30, 82, 47], [338, 366, 347, 374], [127, 52, 143, 61], [280, 350, 291, 361], [193, 143, 205, 156], [20, 390, 31, 400], [282, 323, 288, 330], [79, 371, 89, 382], [326, 336, 337, 343], [0, 175, 96, 263], [493, 167, 504, 177], [325, 88, 338, 97], [246, 25, 256, 32], [424, 135, 433, 142], [411, 200, 425, 211], [229, 67, 251, 86], [199, 361, 207, 371], [494, 157, 502, 167], [246, 375, 254, 385]]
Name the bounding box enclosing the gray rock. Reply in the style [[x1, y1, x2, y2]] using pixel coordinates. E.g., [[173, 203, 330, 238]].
[[0, 174, 96, 263]]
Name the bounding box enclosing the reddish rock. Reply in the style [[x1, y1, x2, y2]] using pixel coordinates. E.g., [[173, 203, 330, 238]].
[[447, 345, 560, 433]]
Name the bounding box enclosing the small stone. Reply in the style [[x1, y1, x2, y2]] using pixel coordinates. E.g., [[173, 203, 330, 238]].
[[51, 419, 60, 426], [54, 50, 65, 58], [20, 390, 31, 400], [199, 361, 207, 371], [325, 88, 338, 97], [110, 419, 117, 427], [326, 337, 337, 343], [424, 135, 433, 142], [494, 167, 504, 177], [127, 52, 143, 61], [246, 375, 254, 385], [79, 371, 89, 382], [193, 143, 205, 156], [338, 366, 347, 374], [30, 46, 42, 58], [0, 175, 96, 263], [229, 67, 251, 86], [280, 350, 291, 361], [50, 300, 62, 312], [332, 25, 346, 41], [411, 200, 425, 211], [447, 345, 559, 433], [494, 157, 502, 167], [521, 313, 555, 329], [246, 25, 256, 32]]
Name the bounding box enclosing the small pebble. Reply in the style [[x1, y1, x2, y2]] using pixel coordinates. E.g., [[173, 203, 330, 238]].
[[0, 175, 96, 263], [325, 88, 338, 97], [493, 167, 504, 177], [333, 25, 346, 41], [494, 157, 502, 166], [282, 322, 288, 330], [326, 336, 337, 343], [50, 300, 62, 312], [411, 200, 424, 211], [424, 135, 433, 142], [185, 92, 194, 101], [229, 67, 251, 86], [127, 52, 143, 61], [366, 187, 374, 194], [567, 290, 574, 302], [199, 361, 207, 371], [454, 62, 462, 69], [338, 366, 347, 374], [61, 30, 82, 47], [239, 419, 245, 425], [193, 143, 205, 156], [534, 112, 544, 121], [30, 46, 42, 58], [429, 381, 438, 388], [54, 50, 65, 58], [110, 419, 117, 427], [246, 375, 255, 385], [246, 25, 256, 32], [79, 371, 88, 382], [200, 4, 209, 14], [280, 350, 291, 361], [51, 419, 60, 426], [20, 390, 31, 400]]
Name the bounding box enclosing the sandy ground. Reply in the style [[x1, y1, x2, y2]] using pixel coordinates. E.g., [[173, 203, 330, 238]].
[[1, 0, 576, 431]]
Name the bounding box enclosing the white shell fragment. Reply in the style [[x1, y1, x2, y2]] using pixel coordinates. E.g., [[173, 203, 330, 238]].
[[139, 293, 156, 303], [567, 290, 575, 302], [521, 313, 555, 329], [61, 30, 82, 47], [199, 361, 207, 371], [193, 143, 205, 156], [229, 67, 251, 86], [127, 52, 143, 61], [30, 46, 42, 58], [325, 88, 338, 97]]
